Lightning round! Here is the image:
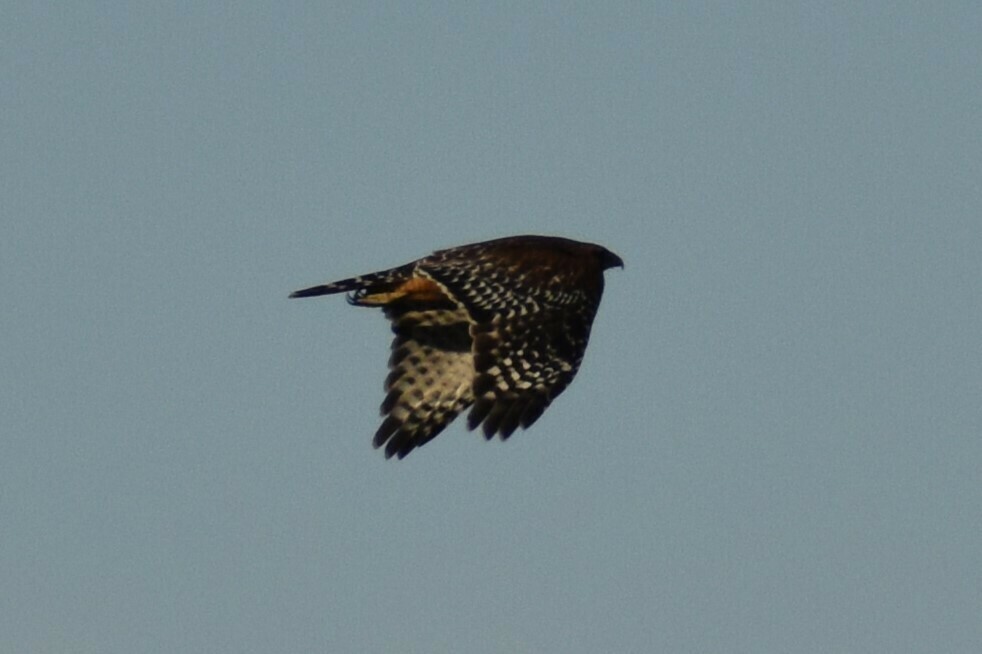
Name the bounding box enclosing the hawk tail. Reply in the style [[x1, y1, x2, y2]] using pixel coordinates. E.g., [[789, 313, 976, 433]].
[[289, 263, 416, 303]]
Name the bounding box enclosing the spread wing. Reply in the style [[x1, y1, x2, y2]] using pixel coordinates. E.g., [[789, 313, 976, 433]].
[[418, 245, 604, 440], [372, 301, 476, 459]]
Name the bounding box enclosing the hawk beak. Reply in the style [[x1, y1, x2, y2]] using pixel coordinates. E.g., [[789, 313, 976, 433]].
[[604, 251, 624, 270]]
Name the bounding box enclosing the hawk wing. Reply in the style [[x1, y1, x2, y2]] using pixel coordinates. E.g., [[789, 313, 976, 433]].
[[291, 265, 477, 458], [373, 301, 476, 459], [418, 242, 605, 440]]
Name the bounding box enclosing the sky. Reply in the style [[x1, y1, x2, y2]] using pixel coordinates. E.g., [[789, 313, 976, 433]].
[[2, 2, 981, 653]]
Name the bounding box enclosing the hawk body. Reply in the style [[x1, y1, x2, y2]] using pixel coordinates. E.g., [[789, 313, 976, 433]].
[[291, 235, 622, 458]]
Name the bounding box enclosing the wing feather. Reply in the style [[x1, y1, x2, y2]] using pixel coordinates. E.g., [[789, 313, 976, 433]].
[[420, 255, 603, 441], [373, 304, 475, 458]]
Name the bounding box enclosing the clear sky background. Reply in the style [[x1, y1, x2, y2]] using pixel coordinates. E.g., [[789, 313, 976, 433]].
[[3, 3, 981, 653]]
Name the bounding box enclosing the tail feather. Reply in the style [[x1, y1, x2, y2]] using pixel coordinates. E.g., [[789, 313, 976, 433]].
[[289, 263, 414, 299], [289, 277, 363, 298]]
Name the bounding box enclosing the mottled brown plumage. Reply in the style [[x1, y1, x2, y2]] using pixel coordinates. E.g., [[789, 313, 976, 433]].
[[291, 235, 622, 459]]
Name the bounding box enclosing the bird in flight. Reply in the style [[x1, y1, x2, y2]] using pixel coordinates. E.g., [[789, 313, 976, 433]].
[[291, 235, 622, 459]]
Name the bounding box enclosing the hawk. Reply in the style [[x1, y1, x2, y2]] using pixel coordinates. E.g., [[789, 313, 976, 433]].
[[291, 235, 623, 459]]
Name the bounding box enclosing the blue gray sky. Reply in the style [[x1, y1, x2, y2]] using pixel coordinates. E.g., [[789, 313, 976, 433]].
[[3, 3, 981, 653]]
